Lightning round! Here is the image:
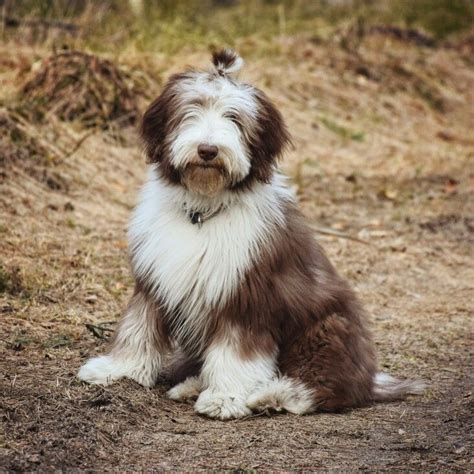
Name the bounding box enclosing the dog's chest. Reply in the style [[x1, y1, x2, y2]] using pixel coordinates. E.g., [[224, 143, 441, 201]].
[[130, 198, 270, 321]]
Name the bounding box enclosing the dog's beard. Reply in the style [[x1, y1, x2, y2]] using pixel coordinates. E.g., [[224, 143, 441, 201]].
[[181, 163, 230, 198]]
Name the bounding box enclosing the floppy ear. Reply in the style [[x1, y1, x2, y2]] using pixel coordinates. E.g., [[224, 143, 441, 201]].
[[140, 74, 188, 183], [140, 79, 176, 164], [141, 72, 194, 162], [248, 90, 292, 183]]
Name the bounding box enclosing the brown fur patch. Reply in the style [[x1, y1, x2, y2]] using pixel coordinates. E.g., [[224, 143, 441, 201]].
[[279, 311, 376, 411], [181, 164, 229, 197]]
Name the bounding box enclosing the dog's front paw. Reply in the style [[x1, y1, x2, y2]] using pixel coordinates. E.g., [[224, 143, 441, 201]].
[[194, 389, 251, 420], [167, 376, 202, 403], [78, 355, 121, 385], [78, 355, 156, 387]]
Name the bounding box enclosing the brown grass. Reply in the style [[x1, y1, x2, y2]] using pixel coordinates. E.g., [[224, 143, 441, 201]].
[[18, 50, 153, 128], [1, 31, 473, 471]]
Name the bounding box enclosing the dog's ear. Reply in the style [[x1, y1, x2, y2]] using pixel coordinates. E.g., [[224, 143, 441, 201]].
[[140, 74, 183, 164], [249, 90, 292, 182]]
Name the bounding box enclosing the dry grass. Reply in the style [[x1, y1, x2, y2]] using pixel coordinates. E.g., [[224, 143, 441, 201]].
[[0, 30, 473, 471], [18, 50, 153, 128]]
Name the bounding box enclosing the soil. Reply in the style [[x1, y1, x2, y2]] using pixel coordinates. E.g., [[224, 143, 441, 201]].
[[1, 34, 473, 471]]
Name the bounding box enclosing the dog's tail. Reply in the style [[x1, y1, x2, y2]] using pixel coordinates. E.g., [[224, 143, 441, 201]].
[[373, 372, 427, 401], [212, 48, 244, 77]]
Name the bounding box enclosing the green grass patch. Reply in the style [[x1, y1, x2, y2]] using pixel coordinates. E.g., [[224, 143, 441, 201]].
[[320, 117, 365, 142], [44, 334, 73, 349]]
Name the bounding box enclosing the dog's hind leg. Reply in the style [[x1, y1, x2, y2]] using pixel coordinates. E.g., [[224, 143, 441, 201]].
[[249, 307, 378, 414], [279, 310, 377, 412], [78, 288, 170, 387]]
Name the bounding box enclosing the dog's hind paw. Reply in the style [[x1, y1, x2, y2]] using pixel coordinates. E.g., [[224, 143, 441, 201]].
[[194, 389, 251, 420], [246, 377, 315, 415], [167, 376, 202, 403]]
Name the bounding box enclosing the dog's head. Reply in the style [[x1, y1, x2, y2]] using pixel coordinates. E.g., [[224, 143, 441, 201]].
[[141, 49, 291, 197]]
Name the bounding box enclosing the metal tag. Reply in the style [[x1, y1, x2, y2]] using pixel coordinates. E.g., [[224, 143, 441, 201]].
[[190, 212, 203, 228]]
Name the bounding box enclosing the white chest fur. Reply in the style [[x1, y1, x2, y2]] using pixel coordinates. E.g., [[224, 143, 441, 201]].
[[128, 168, 293, 350]]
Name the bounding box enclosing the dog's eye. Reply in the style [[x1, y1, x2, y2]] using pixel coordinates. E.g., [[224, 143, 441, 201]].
[[223, 112, 241, 125]]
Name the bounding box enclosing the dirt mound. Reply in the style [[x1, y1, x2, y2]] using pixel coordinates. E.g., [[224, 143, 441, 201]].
[[0, 107, 66, 190], [19, 51, 146, 128]]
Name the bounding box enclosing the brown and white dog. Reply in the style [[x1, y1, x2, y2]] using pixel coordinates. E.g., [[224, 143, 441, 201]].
[[78, 49, 424, 419]]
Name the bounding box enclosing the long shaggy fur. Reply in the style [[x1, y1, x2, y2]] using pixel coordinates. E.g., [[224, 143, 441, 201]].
[[78, 49, 425, 420]]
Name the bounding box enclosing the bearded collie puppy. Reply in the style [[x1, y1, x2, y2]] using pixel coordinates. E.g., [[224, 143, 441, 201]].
[[78, 49, 424, 420]]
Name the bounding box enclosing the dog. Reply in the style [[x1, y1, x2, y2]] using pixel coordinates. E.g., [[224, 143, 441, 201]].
[[78, 49, 424, 420]]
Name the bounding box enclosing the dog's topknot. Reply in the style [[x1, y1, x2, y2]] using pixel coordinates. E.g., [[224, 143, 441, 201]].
[[212, 48, 244, 77]]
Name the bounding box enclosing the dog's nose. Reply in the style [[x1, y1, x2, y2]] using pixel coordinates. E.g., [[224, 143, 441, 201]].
[[198, 144, 218, 161]]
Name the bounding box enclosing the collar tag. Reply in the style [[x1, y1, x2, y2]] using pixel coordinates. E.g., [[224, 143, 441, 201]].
[[190, 211, 203, 228]]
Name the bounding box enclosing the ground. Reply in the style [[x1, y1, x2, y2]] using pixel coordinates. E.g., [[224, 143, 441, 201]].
[[1, 31, 473, 471]]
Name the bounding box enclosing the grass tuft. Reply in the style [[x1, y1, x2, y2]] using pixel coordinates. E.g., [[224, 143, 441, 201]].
[[320, 117, 365, 142]]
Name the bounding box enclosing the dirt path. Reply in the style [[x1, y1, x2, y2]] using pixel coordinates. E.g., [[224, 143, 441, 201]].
[[1, 35, 473, 471]]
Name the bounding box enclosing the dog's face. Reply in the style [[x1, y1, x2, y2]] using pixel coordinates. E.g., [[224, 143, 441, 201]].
[[141, 50, 291, 197]]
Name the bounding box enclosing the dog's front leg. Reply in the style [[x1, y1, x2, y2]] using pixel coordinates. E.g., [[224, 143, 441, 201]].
[[194, 331, 276, 420], [78, 289, 169, 387]]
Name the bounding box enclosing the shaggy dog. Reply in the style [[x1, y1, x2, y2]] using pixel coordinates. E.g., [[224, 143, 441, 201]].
[[78, 49, 424, 420]]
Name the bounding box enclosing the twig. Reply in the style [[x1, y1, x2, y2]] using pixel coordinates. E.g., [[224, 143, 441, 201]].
[[309, 224, 370, 245], [61, 129, 97, 160], [85, 323, 115, 340]]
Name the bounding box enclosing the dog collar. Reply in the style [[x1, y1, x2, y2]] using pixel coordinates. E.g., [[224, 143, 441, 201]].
[[185, 205, 226, 228]]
